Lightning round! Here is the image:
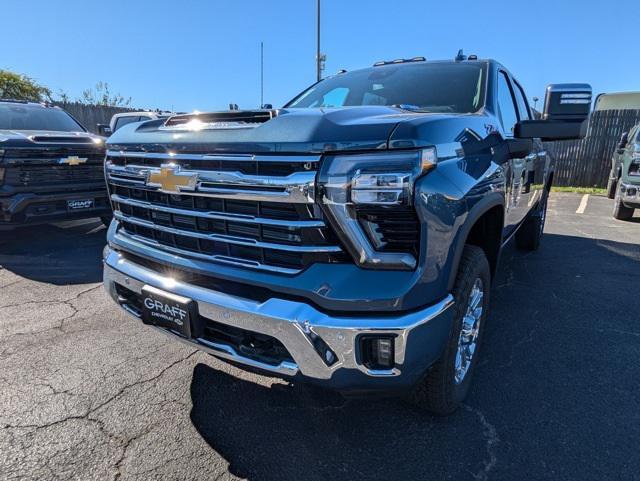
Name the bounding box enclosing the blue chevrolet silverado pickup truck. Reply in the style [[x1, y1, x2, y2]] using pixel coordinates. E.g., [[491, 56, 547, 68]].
[[102, 56, 591, 414]]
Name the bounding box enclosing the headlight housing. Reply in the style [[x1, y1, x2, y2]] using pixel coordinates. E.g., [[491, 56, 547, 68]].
[[318, 148, 436, 270]]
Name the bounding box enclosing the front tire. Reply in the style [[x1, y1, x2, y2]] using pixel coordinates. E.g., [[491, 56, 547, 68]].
[[409, 245, 491, 415], [606, 177, 617, 199], [613, 183, 634, 221]]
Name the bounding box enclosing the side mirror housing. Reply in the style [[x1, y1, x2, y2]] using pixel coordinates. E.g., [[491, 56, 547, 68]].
[[515, 83, 592, 141], [97, 123, 112, 137], [618, 132, 629, 149]]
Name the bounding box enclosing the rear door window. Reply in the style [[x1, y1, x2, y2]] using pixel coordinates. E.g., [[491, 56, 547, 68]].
[[496, 72, 519, 137], [513, 81, 532, 121]]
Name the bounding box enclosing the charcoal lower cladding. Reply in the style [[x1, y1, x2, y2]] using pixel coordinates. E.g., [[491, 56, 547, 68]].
[[114, 283, 294, 366], [108, 183, 348, 273]]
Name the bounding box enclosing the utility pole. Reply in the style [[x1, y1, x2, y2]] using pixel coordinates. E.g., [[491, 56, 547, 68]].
[[260, 41, 264, 108], [316, 0, 323, 82]]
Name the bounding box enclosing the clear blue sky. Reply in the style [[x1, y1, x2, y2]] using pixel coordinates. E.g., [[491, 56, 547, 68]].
[[4, 0, 638, 112]]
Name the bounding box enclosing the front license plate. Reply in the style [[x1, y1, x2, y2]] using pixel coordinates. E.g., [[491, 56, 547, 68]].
[[140, 285, 196, 338], [67, 199, 94, 210]]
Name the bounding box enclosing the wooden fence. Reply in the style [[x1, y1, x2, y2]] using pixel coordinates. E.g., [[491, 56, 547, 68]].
[[545, 109, 640, 188], [53, 102, 136, 134]]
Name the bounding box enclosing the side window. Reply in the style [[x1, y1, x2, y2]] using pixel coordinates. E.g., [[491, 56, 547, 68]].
[[496, 72, 519, 137], [513, 82, 532, 121], [114, 115, 141, 131]]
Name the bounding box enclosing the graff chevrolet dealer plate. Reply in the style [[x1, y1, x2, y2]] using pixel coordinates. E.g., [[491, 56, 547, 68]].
[[66, 199, 94, 210], [140, 285, 196, 338]]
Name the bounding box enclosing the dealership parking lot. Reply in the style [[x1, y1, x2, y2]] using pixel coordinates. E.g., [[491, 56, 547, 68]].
[[0, 192, 639, 481]]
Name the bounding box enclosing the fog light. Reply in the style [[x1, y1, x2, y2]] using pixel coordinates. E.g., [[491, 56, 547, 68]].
[[360, 335, 395, 370]]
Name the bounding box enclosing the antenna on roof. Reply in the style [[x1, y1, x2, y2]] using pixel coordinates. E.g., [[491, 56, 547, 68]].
[[455, 49, 467, 62]]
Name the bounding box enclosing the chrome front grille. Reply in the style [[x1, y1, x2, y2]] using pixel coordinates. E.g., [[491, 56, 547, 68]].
[[105, 150, 348, 274]]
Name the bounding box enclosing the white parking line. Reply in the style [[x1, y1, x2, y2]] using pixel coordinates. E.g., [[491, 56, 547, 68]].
[[576, 194, 589, 214]]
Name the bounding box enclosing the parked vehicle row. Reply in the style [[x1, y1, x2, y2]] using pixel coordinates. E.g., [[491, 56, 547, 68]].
[[6, 55, 634, 414]]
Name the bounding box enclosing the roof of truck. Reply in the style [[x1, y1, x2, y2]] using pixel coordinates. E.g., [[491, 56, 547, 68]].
[[594, 92, 640, 111]]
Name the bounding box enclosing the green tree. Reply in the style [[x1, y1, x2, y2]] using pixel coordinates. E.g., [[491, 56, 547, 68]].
[[79, 81, 131, 107], [0, 70, 52, 102]]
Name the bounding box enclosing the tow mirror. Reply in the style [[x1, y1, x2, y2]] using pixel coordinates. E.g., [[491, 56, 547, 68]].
[[97, 123, 112, 137], [515, 83, 592, 141]]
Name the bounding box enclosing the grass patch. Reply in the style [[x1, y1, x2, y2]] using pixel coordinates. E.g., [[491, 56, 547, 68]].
[[551, 186, 607, 194]]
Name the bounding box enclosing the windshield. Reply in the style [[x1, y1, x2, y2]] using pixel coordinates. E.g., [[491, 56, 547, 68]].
[[0, 103, 85, 131], [286, 62, 487, 113]]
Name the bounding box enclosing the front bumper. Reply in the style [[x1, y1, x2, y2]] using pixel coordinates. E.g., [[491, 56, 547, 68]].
[[0, 190, 110, 229], [620, 181, 640, 208], [103, 246, 455, 392]]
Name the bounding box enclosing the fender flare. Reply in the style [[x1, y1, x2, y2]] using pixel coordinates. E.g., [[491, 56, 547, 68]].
[[446, 193, 505, 291]]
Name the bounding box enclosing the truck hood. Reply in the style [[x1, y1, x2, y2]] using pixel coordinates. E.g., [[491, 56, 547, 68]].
[[0, 129, 104, 148], [106, 106, 471, 154]]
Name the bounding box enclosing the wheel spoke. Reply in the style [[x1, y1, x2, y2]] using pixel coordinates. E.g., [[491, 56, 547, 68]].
[[454, 277, 485, 385]]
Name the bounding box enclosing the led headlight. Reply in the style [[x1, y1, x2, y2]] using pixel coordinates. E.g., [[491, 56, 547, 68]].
[[318, 148, 436, 270]]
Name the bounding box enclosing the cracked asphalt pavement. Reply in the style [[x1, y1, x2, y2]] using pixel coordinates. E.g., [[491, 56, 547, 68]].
[[1, 192, 639, 481]]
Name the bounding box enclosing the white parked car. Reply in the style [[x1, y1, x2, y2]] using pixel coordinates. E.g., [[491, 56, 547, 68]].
[[97, 110, 175, 136]]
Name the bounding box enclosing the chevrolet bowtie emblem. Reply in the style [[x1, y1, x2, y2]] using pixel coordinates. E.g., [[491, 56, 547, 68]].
[[146, 164, 198, 193], [59, 156, 87, 166]]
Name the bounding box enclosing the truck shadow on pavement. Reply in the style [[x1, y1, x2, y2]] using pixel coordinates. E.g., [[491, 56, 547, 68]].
[[189, 363, 479, 481], [188, 232, 640, 481], [0, 219, 106, 285]]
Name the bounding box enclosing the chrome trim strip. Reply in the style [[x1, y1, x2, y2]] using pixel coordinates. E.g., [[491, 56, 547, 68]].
[[323, 203, 416, 270], [111, 194, 325, 228], [114, 212, 342, 253], [106, 150, 321, 163], [113, 229, 302, 275], [103, 246, 455, 380], [106, 162, 316, 203]]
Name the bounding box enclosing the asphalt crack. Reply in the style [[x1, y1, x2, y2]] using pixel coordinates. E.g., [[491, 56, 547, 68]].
[[463, 404, 500, 481], [1, 350, 198, 432]]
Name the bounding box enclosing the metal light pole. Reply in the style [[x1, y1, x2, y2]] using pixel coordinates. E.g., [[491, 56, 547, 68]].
[[260, 41, 264, 108], [316, 0, 321, 82]]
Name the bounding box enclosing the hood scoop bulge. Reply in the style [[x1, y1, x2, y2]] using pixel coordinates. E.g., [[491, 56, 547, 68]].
[[162, 109, 278, 131]]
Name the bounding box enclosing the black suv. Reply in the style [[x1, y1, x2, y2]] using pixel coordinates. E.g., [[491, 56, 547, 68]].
[[0, 100, 110, 229]]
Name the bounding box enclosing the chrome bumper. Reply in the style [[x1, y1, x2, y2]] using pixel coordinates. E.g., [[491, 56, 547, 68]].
[[103, 246, 455, 389]]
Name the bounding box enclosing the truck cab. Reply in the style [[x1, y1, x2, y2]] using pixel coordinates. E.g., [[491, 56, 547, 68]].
[[102, 56, 590, 413]]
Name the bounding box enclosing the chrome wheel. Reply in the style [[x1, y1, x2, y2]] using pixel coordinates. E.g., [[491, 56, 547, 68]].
[[454, 278, 484, 384]]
